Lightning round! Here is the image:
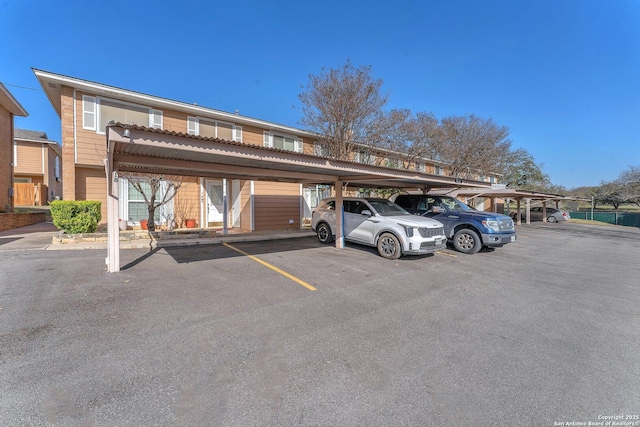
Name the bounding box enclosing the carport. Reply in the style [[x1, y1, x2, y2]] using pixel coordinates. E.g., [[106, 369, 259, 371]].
[[429, 188, 579, 224], [104, 124, 489, 272]]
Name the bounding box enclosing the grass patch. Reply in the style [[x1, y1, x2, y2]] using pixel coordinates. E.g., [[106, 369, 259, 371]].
[[570, 219, 619, 227]]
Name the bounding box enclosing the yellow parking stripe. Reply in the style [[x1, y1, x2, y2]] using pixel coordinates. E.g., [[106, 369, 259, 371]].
[[436, 251, 458, 258], [223, 243, 317, 291]]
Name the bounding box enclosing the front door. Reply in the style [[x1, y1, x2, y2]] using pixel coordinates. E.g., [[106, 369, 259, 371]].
[[206, 180, 224, 225]]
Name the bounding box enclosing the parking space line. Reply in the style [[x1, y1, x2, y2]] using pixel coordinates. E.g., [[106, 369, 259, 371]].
[[222, 243, 317, 291], [436, 251, 458, 257]]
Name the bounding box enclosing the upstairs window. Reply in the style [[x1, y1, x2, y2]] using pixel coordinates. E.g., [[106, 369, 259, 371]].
[[187, 117, 242, 142], [434, 165, 443, 175], [82, 95, 162, 133], [263, 131, 302, 153], [415, 161, 425, 172], [355, 150, 374, 164], [314, 142, 331, 157]]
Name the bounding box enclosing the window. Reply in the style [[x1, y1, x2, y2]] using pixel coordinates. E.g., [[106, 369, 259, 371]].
[[490, 175, 496, 184], [14, 177, 31, 183], [82, 96, 162, 133], [82, 96, 96, 130], [54, 156, 60, 181], [415, 162, 425, 172], [384, 157, 401, 169], [187, 117, 242, 142], [314, 142, 330, 157], [122, 179, 175, 223], [434, 165, 443, 175], [355, 150, 374, 164], [263, 131, 302, 153]]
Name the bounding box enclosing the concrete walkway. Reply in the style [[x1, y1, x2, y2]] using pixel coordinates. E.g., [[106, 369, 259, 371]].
[[0, 222, 316, 251]]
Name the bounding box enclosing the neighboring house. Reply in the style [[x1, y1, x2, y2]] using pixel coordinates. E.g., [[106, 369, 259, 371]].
[[33, 69, 497, 230], [0, 83, 29, 211], [13, 129, 62, 203]]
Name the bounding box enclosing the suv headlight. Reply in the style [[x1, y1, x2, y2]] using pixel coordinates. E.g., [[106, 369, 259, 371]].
[[402, 225, 415, 237], [482, 220, 500, 232]]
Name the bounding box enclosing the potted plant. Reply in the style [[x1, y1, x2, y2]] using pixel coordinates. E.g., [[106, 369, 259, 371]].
[[185, 218, 197, 228], [139, 219, 148, 230]]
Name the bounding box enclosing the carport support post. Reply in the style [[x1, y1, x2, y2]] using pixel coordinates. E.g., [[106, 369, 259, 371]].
[[516, 199, 522, 225], [542, 201, 547, 223], [104, 159, 120, 273], [525, 198, 531, 224], [335, 180, 344, 249]]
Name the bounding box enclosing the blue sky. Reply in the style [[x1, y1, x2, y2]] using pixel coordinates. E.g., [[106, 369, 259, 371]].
[[2, 0, 638, 189]]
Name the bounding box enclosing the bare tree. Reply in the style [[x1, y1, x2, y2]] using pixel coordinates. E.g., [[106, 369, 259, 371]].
[[437, 114, 512, 179], [299, 61, 395, 162], [121, 173, 182, 232]]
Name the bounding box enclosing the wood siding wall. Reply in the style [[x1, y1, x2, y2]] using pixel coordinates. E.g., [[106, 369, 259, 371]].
[[173, 178, 201, 228], [240, 180, 252, 231], [75, 167, 108, 221], [0, 106, 11, 210], [253, 182, 301, 231], [14, 142, 42, 175]]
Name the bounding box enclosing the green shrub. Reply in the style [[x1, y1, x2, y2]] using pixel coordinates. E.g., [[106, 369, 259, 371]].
[[50, 200, 102, 234]]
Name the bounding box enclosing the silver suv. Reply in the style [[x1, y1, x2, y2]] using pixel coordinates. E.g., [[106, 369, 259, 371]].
[[311, 197, 446, 259]]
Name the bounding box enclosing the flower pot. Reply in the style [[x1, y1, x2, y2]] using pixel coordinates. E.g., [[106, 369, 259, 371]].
[[185, 219, 197, 229], [140, 219, 148, 230], [118, 220, 128, 231]]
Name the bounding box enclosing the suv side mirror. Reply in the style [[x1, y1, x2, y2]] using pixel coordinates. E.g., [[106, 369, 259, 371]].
[[361, 209, 372, 216]]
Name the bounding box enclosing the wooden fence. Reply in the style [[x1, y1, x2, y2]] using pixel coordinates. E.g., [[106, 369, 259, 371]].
[[14, 183, 48, 206]]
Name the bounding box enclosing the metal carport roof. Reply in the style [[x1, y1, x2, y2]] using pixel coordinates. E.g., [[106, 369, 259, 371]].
[[104, 124, 491, 272]]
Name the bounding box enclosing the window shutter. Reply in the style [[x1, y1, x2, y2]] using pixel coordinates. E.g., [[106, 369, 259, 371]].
[[233, 125, 243, 142], [187, 116, 198, 135], [294, 137, 303, 153], [263, 131, 272, 147], [151, 110, 163, 129], [82, 96, 96, 130]]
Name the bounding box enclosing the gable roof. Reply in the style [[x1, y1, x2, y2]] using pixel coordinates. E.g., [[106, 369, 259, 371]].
[[32, 68, 309, 137], [0, 83, 28, 117], [14, 128, 61, 156]]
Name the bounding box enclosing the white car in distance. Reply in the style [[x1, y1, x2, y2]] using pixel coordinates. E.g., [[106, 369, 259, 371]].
[[311, 197, 447, 259]]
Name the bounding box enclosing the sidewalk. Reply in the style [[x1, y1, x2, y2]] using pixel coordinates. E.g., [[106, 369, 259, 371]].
[[0, 222, 316, 251]]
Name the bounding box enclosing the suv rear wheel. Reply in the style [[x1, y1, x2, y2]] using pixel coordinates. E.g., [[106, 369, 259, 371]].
[[316, 222, 333, 244], [377, 233, 402, 260], [453, 228, 481, 254]]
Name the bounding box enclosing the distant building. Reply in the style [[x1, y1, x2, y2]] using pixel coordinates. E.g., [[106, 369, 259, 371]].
[[0, 83, 29, 211], [13, 129, 62, 203]]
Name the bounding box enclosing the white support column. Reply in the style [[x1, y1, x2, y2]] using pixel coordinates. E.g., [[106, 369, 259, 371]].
[[104, 159, 120, 273], [516, 199, 522, 225], [335, 180, 344, 249], [542, 201, 547, 223], [525, 198, 531, 224], [222, 178, 228, 236]]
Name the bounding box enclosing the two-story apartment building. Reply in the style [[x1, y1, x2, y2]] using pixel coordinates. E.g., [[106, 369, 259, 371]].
[[13, 129, 62, 202], [34, 69, 495, 231], [0, 83, 29, 211]]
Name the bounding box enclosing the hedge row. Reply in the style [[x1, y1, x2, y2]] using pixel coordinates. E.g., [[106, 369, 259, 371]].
[[50, 200, 102, 234]]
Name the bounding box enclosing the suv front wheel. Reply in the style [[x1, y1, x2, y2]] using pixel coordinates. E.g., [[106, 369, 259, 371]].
[[377, 233, 402, 260], [316, 222, 334, 244]]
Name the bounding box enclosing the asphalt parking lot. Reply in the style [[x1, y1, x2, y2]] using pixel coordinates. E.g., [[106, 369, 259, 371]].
[[1, 222, 639, 426]]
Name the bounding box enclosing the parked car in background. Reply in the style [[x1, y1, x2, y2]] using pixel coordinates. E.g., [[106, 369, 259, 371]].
[[311, 197, 446, 259], [392, 194, 516, 254], [510, 207, 570, 223]]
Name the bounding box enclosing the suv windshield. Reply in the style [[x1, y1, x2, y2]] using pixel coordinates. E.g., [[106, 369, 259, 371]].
[[367, 200, 412, 216]]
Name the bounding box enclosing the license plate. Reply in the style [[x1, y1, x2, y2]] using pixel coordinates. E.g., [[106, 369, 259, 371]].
[[510, 236, 516, 242], [435, 237, 443, 245]]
